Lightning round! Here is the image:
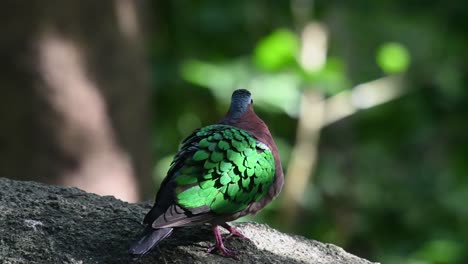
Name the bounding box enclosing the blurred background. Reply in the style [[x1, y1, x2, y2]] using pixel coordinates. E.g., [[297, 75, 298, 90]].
[[1, 0, 467, 263]]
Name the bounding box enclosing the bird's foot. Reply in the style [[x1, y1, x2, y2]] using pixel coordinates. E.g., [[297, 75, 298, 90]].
[[209, 224, 241, 259], [207, 243, 240, 259], [222, 223, 251, 242]]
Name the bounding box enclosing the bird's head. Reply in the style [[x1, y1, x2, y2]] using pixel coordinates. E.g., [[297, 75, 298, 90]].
[[228, 89, 253, 119]]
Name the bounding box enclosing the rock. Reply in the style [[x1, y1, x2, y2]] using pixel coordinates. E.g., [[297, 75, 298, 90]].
[[0, 178, 377, 264]]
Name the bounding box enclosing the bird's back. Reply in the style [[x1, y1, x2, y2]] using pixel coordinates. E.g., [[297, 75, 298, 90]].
[[144, 124, 276, 228]]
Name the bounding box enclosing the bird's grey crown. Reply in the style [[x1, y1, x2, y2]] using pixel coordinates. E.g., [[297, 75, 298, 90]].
[[228, 89, 252, 119], [232, 89, 251, 98]]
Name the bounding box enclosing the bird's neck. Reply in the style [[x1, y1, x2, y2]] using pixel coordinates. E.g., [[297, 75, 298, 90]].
[[219, 106, 268, 143]]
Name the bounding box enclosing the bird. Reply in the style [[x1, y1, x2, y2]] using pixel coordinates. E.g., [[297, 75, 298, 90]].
[[128, 89, 284, 259]]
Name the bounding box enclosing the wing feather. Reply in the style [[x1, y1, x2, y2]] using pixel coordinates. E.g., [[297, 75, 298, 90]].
[[145, 124, 276, 228]]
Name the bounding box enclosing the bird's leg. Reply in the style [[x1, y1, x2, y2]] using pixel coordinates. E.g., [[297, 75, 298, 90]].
[[207, 224, 239, 259], [222, 223, 251, 241]]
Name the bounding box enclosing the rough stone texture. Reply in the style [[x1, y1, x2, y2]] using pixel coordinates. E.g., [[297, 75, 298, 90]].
[[0, 178, 377, 264]]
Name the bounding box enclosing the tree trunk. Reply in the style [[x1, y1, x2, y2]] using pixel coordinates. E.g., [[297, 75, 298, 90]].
[[0, 0, 152, 202]]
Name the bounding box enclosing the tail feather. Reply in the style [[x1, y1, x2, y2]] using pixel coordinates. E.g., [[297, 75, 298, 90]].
[[128, 226, 173, 255]]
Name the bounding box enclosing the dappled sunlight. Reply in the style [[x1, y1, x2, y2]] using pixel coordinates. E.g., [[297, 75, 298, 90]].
[[300, 22, 328, 72], [117, 0, 467, 262], [249, 73, 302, 116], [3, 1, 466, 263], [279, 21, 328, 228], [280, 91, 324, 228], [325, 75, 406, 126], [178, 12, 412, 237]]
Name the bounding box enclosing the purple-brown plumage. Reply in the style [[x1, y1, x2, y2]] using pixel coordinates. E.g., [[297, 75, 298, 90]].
[[129, 89, 284, 259]]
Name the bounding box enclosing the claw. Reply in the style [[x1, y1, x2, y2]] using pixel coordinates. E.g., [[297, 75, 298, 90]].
[[207, 244, 239, 258], [208, 224, 241, 259]]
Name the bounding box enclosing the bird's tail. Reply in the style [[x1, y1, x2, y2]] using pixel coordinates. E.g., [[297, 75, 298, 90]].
[[128, 226, 173, 255]]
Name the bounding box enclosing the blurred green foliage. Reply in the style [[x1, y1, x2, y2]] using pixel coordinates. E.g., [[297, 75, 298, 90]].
[[149, 1, 468, 263], [254, 28, 299, 71], [377, 42, 411, 73]]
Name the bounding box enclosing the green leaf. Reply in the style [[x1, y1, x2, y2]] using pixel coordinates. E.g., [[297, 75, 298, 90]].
[[305, 57, 349, 95], [254, 29, 299, 71], [376, 42, 411, 74], [413, 239, 463, 263], [180, 60, 236, 91]]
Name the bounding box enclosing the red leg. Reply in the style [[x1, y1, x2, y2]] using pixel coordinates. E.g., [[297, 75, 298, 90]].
[[207, 224, 239, 259], [222, 223, 251, 241]]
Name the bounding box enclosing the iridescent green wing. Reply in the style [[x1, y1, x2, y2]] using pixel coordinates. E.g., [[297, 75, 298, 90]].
[[174, 124, 275, 214]]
